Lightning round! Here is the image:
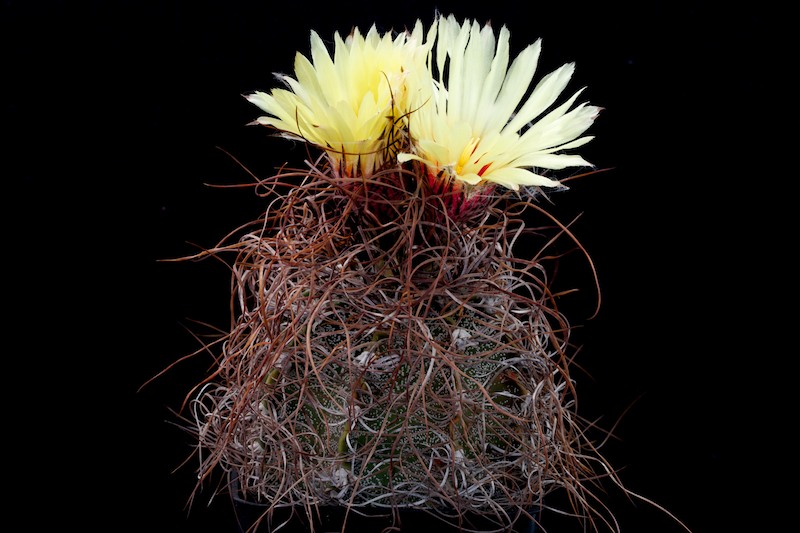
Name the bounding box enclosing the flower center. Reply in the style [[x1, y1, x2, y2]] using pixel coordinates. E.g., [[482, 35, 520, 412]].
[[455, 137, 480, 176]]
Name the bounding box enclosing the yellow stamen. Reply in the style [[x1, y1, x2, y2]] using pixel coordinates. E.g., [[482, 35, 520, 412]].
[[455, 137, 480, 175]]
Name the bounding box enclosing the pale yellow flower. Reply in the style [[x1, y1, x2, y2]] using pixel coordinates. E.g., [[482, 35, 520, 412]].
[[398, 14, 600, 191], [247, 21, 433, 178]]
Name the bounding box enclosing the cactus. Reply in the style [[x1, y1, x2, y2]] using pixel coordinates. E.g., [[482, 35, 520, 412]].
[[174, 13, 625, 533]]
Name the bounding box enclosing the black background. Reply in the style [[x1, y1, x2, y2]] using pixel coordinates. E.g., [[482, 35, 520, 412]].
[[5, 1, 784, 531]]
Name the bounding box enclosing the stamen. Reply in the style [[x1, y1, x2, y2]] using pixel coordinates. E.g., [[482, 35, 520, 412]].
[[455, 137, 480, 175]]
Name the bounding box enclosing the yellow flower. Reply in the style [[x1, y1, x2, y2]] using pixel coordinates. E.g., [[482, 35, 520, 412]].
[[247, 21, 433, 178], [398, 14, 600, 191]]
